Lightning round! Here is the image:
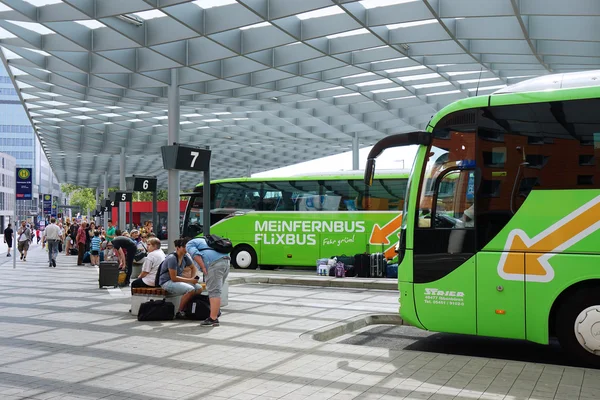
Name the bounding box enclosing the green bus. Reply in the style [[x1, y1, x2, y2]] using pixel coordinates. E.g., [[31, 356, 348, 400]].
[[182, 171, 409, 269], [365, 71, 600, 365]]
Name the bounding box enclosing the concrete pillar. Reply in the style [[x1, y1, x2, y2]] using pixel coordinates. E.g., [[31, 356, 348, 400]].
[[95, 187, 100, 226], [352, 133, 359, 170], [167, 69, 180, 252], [119, 147, 126, 230]]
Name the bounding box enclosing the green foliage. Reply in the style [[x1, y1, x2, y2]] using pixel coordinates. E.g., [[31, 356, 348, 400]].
[[60, 184, 96, 212], [134, 190, 168, 201]]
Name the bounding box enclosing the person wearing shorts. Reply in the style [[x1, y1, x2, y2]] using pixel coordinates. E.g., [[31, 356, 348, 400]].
[[186, 237, 230, 327], [90, 230, 101, 267], [158, 238, 202, 316], [111, 231, 138, 287], [17, 221, 31, 261]]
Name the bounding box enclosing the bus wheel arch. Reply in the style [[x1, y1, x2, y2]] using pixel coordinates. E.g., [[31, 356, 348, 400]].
[[231, 244, 258, 269], [551, 280, 600, 366]]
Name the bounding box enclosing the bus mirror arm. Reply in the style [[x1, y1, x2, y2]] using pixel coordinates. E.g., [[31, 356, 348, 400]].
[[364, 131, 431, 186]]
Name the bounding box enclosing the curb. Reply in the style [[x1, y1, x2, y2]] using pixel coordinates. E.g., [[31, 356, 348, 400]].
[[227, 275, 398, 291], [301, 313, 404, 342]]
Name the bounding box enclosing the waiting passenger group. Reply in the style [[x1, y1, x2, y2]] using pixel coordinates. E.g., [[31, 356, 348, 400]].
[[2, 218, 230, 327]]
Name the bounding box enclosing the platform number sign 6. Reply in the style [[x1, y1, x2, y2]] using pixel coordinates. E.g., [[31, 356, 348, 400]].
[[142, 180, 149, 190]]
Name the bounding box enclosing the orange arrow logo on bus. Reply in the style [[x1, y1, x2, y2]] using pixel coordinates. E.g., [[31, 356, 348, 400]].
[[498, 195, 600, 283], [369, 214, 402, 245]]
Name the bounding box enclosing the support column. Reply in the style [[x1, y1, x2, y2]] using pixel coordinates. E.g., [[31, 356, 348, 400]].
[[152, 189, 158, 237], [352, 133, 359, 170], [167, 69, 180, 252], [95, 187, 100, 226], [103, 173, 108, 228], [119, 148, 126, 230]]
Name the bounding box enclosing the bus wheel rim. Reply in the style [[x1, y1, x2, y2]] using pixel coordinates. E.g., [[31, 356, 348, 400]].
[[236, 250, 252, 268], [574, 305, 600, 354]]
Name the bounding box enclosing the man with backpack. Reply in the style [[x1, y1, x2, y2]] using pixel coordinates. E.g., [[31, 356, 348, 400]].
[[186, 235, 232, 327], [157, 237, 203, 317]]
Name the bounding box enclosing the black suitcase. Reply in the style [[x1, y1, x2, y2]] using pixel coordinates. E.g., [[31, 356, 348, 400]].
[[99, 261, 120, 288], [138, 299, 175, 321], [354, 253, 370, 278], [184, 295, 211, 320], [370, 253, 386, 278]]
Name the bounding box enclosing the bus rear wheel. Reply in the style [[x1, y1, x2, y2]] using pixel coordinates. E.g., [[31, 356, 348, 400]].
[[556, 287, 600, 367], [231, 245, 257, 269]]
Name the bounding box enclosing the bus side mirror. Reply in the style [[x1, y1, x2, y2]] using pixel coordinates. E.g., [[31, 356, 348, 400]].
[[364, 158, 376, 186]]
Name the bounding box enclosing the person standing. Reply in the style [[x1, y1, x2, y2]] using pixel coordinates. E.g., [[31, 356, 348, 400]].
[[42, 218, 61, 268], [90, 230, 101, 267], [3, 223, 13, 257], [186, 237, 231, 327], [111, 231, 138, 287], [17, 221, 31, 261], [76, 222, 87, 266], [105, 220, 116, 242]]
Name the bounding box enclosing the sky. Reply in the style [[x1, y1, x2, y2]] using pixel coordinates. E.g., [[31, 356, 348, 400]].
[[253, 144, 418, 177]]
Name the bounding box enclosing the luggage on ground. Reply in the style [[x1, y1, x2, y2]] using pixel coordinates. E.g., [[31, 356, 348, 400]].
[[69, 248, 78, 256], [99, 261, 120, 288], [332, 254, 354, 266], [82, 251, 91, 263], [184, 294, 211, 320], [137, 299, 175, 321], [344, 264, 357, 277], [354, 253, 370, 278], [386, 263, 398, 279], [370, 253, 386, 278], [335, 262, 345, 278]]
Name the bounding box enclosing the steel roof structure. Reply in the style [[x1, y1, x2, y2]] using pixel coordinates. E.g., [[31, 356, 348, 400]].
[[0, 0, 596, 188]]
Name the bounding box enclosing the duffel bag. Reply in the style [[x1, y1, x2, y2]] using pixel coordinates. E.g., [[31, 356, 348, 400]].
[[332, 254, 354, 266], [137, 299, 174, 321]]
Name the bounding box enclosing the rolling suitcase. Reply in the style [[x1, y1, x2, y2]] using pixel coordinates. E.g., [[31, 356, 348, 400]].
[[99, 261, 120, 288], [370, 253, 385, 278], [354, 253, 370, 278]]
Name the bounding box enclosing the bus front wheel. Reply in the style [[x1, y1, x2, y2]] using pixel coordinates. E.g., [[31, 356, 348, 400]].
[[231, 245, 257, 269], [556, 287, 600, 367]]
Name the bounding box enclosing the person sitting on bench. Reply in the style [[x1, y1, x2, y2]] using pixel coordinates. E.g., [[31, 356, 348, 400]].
[[131, 238, 165, 291], [157, 238, 202, 318]]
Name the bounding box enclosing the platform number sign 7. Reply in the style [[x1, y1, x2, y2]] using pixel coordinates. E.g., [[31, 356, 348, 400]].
[[190, 151, 200, 168]]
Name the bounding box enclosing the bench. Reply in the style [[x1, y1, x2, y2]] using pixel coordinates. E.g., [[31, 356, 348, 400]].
[[130, 284, 207, 316]]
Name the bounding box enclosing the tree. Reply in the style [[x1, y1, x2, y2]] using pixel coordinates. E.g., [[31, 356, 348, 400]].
[[60, 184, 96, 214]]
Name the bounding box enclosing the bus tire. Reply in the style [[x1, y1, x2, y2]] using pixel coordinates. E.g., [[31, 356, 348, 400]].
[[231, 245, 257, 270], [555, 287, 600, 367]]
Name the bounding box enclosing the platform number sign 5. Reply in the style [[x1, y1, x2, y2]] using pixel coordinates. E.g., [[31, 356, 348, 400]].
[[113, 192, 132, 203]]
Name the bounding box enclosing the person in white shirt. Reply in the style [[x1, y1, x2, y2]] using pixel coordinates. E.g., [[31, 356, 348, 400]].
[[42, 218, 61, 268], [130, 238, 166, 291]]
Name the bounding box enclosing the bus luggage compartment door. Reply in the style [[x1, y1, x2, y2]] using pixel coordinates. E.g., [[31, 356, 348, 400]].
[[476, 251, 525, 339]]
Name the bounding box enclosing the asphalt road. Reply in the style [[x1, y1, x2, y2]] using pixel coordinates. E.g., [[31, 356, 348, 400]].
[[339, 325, 589, 368]]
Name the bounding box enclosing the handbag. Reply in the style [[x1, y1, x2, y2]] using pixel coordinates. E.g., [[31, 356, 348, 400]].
[[137, 299, 175, 321]]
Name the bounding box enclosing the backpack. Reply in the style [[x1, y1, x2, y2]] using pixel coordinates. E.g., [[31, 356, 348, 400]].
[[204, 234, 233, 253], [184, 295, 211, 320], [154, 252, 176, 287]]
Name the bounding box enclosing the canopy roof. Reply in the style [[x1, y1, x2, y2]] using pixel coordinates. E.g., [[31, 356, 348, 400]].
[[0, 0, 596, 188]]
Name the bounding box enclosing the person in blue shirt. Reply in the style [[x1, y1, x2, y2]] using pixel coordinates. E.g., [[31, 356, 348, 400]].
[[90, 230, 102, 267], [158, 238, 203, 316], [186, 237, 231, 327]]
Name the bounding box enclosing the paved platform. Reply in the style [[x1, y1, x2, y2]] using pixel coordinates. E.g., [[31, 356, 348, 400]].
[[0, 245, 598, 400]]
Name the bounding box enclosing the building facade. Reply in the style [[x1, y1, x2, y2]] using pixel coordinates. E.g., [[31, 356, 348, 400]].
[[0, 152, 15, 231], [0, 64, 62, 224]]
